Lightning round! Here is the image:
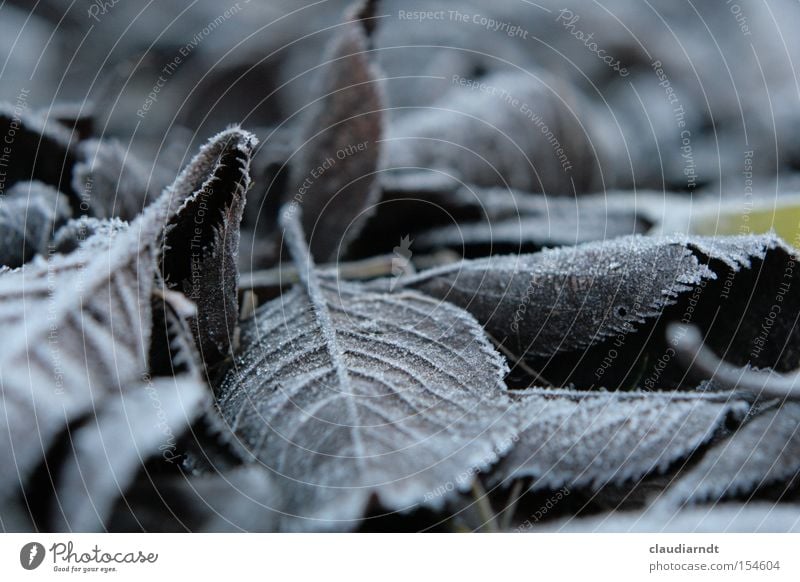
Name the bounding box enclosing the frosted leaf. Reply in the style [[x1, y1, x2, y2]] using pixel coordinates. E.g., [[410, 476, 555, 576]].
[[50, 375, 207, 532], [217, 281, 517, 530], [0, 181, 71, 267], [148, 288, 203, 379], [0, 128, 255, 521], [403, 235, 715, 359], [52, 216, 129, 254], [291, 0, 384, 262], [493, 388, 749, 491], [358, 181, 674, 259], [665, 403, 800, 504], [0, 213, 157, 505], [158, 127, 257, 367], [216, 207, 516, 530], [399, 234, 800, 390]]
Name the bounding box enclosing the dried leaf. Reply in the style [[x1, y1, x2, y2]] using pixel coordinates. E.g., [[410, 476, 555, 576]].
[[148, 288, 203, 379], [414, 192, 658, 257], [399, 234, 800, 389], [0, 215, 157, 506], [357, 179, 677, 259], [159, 127, 257, 367], [493, 388, 749, 491], [215, 207, 516, 531], [386, 71, 603, 194], [290, 0, 384, 262], [403, 235, 707, 358], [217, 281, 517, 530]]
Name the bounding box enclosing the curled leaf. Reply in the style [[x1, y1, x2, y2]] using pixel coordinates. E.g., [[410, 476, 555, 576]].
[[0, 128, 255, 527], [290, 0, 385, 262], [159, 127, 257, 367], [0, 217, 156, 505]]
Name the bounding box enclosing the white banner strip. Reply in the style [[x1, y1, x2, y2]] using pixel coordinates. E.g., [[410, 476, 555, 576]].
[[2, 533, 798, 580]]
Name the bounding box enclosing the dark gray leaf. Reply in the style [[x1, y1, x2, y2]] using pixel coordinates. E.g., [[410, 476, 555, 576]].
[[0, 181, 71, 267], [493, 388, 749, 491], [0, 216, 156, 505], [291, 0, 384, 262], [357, 177, 676, 259], [148, 288, 203, 379], [403, 234, 716, 359], [159, 127, 257, 367], [217, 206, 516, 530], [665, 403, 800, 505], [398, 234, 800, 390], [217, 281, 517, 530]]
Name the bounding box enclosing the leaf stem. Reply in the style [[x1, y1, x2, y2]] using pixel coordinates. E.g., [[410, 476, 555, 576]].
[[238, 251, 458, 295], [499, 480, 525, 531], [278, 204, 368, 464], [471, 479, 499, 533], [239, 253, 405, 290]]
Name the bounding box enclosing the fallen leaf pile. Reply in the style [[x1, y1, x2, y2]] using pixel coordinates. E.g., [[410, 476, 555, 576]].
[[1, 0, 799, 532]]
